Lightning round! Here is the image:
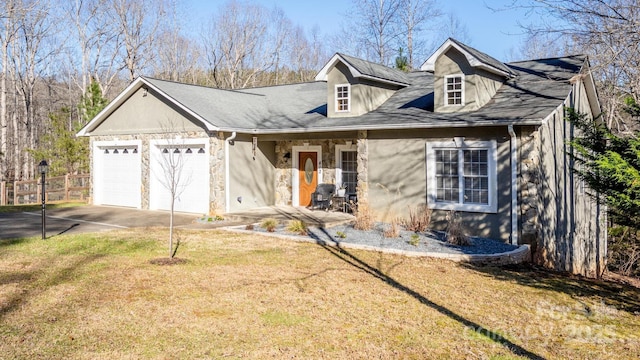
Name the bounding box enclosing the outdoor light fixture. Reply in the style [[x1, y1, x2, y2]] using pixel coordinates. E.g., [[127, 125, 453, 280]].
[[38, 160, 49, 240], [252, 136, 257, 159]]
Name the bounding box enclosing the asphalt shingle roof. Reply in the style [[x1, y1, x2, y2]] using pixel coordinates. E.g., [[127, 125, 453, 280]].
[[141, 54, 586, 134], [337, 53, 411, 85], [448, 38, 517, 77]]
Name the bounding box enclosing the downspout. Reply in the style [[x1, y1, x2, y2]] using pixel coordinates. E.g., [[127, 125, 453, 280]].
[[508, 125, 519, 245], [225, 132, 237, 213]]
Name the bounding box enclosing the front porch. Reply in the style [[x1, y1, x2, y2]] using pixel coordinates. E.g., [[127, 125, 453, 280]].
[[225, 205, 354, 228]]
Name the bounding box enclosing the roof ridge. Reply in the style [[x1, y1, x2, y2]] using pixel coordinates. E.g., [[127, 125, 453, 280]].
[[234, 80, 324, 91], [506, 54, 586, 64], [141, 76, 265, 97]]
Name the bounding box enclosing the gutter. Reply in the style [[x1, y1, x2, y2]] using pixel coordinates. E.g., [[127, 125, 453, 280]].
[[214, 119, 545, 136], [224, 131, 237, 213], [508, 125, 519, 245]]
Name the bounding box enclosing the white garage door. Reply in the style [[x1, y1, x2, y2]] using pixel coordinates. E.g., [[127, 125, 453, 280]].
[[94, 143, 141, 208], [149, 141, 210, 214]]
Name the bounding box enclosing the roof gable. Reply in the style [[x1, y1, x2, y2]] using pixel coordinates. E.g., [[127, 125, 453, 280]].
[[420, 38, 515, 78], [77, 77, 221, 136], [315, 53, 411, 86]]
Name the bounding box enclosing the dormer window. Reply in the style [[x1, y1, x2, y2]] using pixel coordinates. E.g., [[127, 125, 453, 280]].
[[445, 75, 464, 106], [336, 84, 350, 112]]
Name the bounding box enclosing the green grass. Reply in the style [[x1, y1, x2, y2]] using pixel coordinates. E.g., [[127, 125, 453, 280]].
[[0, 202, 86, 213], [1, 228, 639, 359]]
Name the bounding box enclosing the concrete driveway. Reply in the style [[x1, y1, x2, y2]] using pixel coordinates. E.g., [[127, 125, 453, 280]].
[[0, 205, 199, 240]]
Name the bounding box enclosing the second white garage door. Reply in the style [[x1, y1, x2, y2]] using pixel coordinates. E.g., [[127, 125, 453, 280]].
[[149, 140, 210, 214]]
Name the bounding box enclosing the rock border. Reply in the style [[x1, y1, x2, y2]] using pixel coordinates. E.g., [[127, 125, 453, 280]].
[[220, 226, 531, 266]]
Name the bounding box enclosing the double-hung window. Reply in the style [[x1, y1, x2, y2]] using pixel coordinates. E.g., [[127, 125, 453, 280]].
[[336, 84, 350, 112], [445, 75, 464, 106], [426, 140, 497, 213], [335, 144, 357, 194]]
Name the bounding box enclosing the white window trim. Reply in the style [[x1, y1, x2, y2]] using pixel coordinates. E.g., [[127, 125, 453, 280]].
[[292, 145, 323, 207], [335, 143, 357, 191], [444, 74, 465, 106], [335, 83, 351, 112], [426, 140, 497, 213]]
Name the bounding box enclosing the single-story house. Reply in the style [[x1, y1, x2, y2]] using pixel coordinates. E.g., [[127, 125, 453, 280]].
[[77, 38, 606, 277]]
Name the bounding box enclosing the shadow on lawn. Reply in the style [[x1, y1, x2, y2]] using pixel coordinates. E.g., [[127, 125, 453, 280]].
[[0, 237, 151, 322], [0, 253, 106, 322], [310, 228, 546, 360], [465, 263, 640, 315]]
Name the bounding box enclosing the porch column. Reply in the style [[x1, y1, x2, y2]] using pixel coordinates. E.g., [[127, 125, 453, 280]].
[[210, 131, 226, 214], [356, 130, 369, 203]]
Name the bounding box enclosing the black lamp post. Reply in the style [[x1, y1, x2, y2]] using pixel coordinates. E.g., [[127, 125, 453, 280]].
[[38, 160, 48, 239]]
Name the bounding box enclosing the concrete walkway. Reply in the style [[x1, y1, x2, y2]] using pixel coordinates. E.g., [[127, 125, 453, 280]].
[[224, 206, 354, 228], [0, 205, 353, 240]]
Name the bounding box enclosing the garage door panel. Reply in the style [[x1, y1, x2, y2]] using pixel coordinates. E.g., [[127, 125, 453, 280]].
[[150, 143, 209, 214], [95, 145, 141, 208]]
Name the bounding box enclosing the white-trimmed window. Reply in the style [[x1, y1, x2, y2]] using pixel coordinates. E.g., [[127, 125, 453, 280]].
[[445, 75, 464, 106], [336, 84, 350, 112], [335, 144, 357, 193], [426, 140, 497, 213]]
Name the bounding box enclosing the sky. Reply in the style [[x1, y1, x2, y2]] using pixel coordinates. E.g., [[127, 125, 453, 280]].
[[185, 0, 533, 62]]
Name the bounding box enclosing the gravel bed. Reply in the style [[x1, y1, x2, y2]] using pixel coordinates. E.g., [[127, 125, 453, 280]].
[[247, 222, 518, 255]]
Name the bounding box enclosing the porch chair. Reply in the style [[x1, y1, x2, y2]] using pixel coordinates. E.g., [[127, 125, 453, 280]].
[[311, 184, 336, 210]]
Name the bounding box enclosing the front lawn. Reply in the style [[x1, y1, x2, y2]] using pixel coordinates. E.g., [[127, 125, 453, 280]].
[[0, 229, 638, 359]]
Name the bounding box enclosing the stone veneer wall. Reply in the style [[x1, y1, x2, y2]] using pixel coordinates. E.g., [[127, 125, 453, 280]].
[[518, 127, 542, 255], [210, 132, 226, 214], [356, 130, 369, 202], [90, 131, 224, 214], [274, 138, 357, 206]]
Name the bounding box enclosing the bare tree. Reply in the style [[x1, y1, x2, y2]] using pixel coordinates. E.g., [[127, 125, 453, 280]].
[[435, 12, 471, 46], [350, 0, 402, 65], [64, 0, 122, 97], [201, 0, 294, 89], [0, 0, 21, 180], [110, 0, 166, 81], [287, 25, 328, 83], [398, 0, 441, 69], [510, 0, 640, 132], [152, 2, 200, 83], [153, 120, 193, 259]]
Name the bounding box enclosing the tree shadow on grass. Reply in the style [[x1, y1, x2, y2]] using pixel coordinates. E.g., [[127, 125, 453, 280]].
[[0, 253, 106, 322], [0, 236, 153, 322], [464, 263, 640, 315], [310, 228, 545, 360]]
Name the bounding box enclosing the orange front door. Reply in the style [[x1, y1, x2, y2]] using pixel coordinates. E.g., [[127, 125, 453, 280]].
[[298, 152, 318, 206]]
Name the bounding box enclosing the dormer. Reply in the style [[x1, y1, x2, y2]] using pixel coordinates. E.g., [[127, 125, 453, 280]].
[[421, 38, 516, 113], [316, 53, 410, 117]]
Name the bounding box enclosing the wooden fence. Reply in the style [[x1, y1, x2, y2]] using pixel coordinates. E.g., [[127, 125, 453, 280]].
[[0, 174, 90, 206]]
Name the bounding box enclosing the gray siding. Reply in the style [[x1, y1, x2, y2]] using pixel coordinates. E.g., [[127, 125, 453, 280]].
[[327, 62, 399, 117], [534, 80, 606, 277], [227, 135, 277, 212], [367, 127, 512, 242], [433, 48, 504, 113], [91, 87, 204, 135]]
